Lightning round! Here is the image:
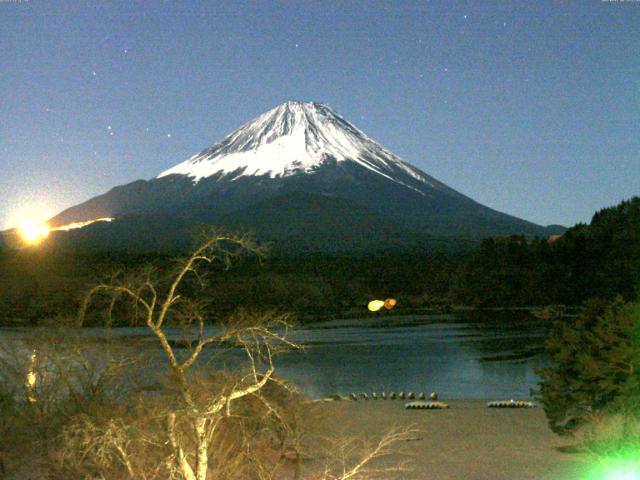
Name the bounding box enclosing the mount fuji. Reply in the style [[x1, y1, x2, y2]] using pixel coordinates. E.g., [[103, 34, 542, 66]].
[[48, 101, 563, 253]]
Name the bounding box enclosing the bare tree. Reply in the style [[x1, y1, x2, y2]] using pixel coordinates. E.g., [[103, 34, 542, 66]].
[[0, 328, 147, 479], [79, 232, 302, 480], [319, 426, 417, 480], [67, 231, 418, 480]]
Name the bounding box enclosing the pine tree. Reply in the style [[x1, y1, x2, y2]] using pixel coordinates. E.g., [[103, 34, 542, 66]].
[[538, 297, 639, 435]]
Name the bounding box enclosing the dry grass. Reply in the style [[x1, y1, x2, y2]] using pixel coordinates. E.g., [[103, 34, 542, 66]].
[[307, 399, 589, 480]]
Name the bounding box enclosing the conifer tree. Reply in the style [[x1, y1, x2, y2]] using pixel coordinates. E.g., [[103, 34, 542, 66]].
[[538, 297, 639, 435]]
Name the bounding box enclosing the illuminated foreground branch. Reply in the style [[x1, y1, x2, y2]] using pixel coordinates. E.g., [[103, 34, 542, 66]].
[[79, 231, 298, 480]]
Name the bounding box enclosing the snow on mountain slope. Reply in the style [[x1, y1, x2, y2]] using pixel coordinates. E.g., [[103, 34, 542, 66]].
[[44, 100, 562, 250], [157, 101, 441, 194]]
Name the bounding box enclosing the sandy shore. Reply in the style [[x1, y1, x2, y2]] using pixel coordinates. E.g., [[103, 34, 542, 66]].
[[312, 399, 589, 480]]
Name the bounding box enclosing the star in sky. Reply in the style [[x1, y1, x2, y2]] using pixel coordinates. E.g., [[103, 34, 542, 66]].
[[0, 1, 637, 230]]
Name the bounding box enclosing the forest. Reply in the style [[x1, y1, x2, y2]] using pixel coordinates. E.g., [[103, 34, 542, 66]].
[[0, 197, 638, 326]]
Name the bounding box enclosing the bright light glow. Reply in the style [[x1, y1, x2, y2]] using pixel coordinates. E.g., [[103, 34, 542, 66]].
[[604, 465, 640, 480], [368, 300, 385, 312], [583, 453, 640, 480], [26, 371, 37, 388], [19, 220, 50, 244], [384, 298, 397, 310], [368, 299, 397, 312], [26, 350, 37, 403], [15, 217, 114, 246], [54, 217, 114, 231]]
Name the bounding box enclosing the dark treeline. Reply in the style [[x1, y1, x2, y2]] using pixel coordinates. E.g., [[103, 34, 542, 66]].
[[203, 252, 457, 321], [0, 249, 169, 326], [453, 197, 640, 307], [0, 248, 458, 325], [1, 197, 638, 325]]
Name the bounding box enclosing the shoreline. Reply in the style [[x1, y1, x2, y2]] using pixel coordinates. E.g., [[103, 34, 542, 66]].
[[312, 399, 589, 480], [0, 304, 581, 328]]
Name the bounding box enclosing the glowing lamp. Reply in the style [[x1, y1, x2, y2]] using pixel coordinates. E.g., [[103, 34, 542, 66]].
[[384, 298, 397, 310], [368, 300, 385, 312]]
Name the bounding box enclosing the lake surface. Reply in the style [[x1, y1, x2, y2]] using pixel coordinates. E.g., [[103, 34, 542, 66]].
[[274, 311, 550, 399], [1, 311, 551, 400]]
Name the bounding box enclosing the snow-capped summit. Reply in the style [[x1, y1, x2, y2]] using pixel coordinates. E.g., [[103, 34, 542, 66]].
[[47, 100, 563, 252], [157, 101, 436, 193]]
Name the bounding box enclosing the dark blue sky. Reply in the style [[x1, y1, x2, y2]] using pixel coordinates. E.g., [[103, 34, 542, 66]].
[[1, 0, 638, 229]]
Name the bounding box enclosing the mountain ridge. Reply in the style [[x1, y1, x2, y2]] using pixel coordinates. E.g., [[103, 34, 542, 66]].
[[46, 101, 565, 252], [156, 101, 449, 195]]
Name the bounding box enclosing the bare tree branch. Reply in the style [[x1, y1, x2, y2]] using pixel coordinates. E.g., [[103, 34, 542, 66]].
[[77, 231, 300, 480]]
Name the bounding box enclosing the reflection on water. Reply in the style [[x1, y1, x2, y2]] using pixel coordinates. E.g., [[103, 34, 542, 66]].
[[0, 311, 550, 400], [273, 310, 550, 399]]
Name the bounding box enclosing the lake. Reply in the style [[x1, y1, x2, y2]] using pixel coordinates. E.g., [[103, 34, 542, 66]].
[[0, 311, 551, 401], [274, 311, 550, 399]]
